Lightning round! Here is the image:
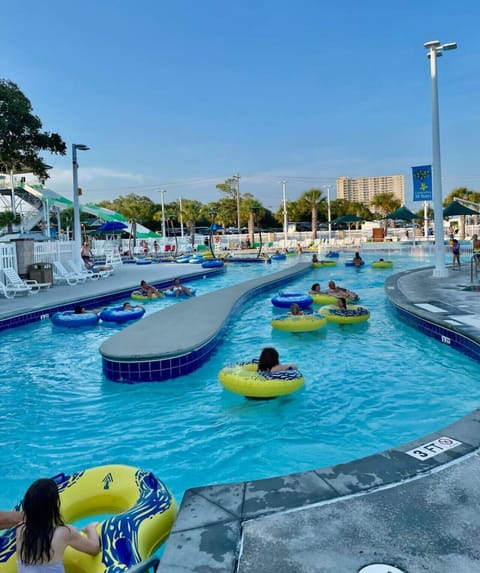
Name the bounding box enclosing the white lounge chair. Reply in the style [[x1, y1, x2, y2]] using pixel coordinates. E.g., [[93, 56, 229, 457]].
[[66, 260, 101, 281], [3, 267, 50, 293], [53, 261, 82, 286], [0, 272, 33, 296]]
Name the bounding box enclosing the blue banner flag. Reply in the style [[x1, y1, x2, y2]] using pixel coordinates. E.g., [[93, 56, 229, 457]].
[[412, 165, 432, 201]]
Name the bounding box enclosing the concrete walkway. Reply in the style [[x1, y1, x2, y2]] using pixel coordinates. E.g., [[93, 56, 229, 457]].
[[158, 263, 480, 573]]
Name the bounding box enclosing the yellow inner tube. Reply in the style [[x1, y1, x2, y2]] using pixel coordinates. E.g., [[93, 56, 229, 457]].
[[0, 465, 177, 573], [218, 362, 304, 398], [310, 293, 338, 305], [131, 290, 163, 300], [371, 260, 393, 268], [271, 313, 327, 332], [312, 260, 337, 267], [320, 304, 370, 324]]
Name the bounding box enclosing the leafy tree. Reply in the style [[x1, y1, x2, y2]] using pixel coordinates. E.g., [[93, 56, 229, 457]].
[[0, 79, 66, 178], [443, 187, 480, 207], [216, 177, 241, 227], [297, 188, 325, 239], [179, 199, 203, 247], [0, 210, 20, 233], [370, 192, 401, 232], [97, 194, 157, 224]]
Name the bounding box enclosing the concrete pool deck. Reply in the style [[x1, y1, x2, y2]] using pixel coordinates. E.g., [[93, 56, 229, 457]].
[[2, 260, 480, 572]]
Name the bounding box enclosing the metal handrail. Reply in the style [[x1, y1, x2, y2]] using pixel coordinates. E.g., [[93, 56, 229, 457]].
[[125, 556, 160, 573]]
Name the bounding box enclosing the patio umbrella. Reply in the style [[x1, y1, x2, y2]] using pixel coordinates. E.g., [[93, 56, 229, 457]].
[[332, 214, 366, 224], [97, 221, 128, 233], [384, 205, 422, 221], [443, 201, 479, 217], [385, 205, 423, 245]]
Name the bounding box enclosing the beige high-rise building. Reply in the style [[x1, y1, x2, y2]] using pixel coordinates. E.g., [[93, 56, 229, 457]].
[[336, 175, 405, 212]]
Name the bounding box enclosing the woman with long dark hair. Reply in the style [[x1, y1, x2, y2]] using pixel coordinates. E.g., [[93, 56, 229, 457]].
[[257, 347, 297, 373], [16, 478, 99, 572]]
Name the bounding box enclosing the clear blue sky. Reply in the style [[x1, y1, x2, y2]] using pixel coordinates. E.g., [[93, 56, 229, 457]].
[[2, 0, 480, 211]]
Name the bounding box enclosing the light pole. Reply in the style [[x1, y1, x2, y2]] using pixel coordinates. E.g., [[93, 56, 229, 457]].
[[424, 39, 457, 278], [208, 210, 218, 258], [281, 180, 288, 249], [325, 185, 332, 243], [160, 189, 166, 252], [178, 197, 184, 238], [72, 143, 89, 267]]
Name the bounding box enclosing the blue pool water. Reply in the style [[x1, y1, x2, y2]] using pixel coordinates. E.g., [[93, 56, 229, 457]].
[[1, 253, 479, 512]]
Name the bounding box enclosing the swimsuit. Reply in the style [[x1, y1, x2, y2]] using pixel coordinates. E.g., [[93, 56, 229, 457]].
[[18, 562, 65, 573]]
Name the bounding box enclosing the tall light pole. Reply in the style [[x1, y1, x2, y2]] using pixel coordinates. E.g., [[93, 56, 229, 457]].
[[160, 189, 166, 252], [325, 185, 332, 243], [72, 143, 89, 267], [281, 180, 288, 249], [424, 39, 457, 278], [178, 196, 184, 238]]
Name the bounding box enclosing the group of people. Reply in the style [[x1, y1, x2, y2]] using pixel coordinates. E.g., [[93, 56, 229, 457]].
[[1, 479, 99, 572], [309, 280, 359, 301], [139, 278, 192, 299]]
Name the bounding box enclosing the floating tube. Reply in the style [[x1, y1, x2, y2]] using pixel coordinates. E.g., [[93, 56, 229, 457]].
[[131, 290, 163, 301], [0, 465, 177, 573], [100, 306, 145, 323], [320, 304, 370, 324], [271, 292, 313, 309], [51, 311, 99, 328], [201, 259, 225, 268], [271, 313, 327, 332], [371, 260, 394, 268]]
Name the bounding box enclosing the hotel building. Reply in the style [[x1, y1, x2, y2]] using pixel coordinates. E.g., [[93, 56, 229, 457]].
[[336, 175, 405, 212]]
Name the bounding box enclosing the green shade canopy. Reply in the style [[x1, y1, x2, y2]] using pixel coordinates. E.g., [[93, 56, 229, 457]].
[[332, 214, 365, 223], [443, 201, 479, 217], [385, 206, 423, 220]]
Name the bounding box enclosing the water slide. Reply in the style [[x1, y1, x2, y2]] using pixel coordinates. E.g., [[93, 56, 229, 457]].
[[9, 183, 157, 238]]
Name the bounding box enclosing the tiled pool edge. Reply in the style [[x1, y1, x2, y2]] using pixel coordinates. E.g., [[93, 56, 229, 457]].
[[157, 266, 480, 572], [100, 263, 313, 383], [0, 267, 225, 333], [158, 409, 480, 572]]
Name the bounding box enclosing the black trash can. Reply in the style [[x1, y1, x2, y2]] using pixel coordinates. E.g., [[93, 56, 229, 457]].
[[29, 263, 54, 284]]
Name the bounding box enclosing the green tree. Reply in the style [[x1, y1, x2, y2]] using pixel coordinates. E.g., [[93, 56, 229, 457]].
[[97, 194, 157, 224], [0, 210, 20, 233], [179, 199, 203, 247], [370, 192, 401, 232], [297, 188, 325, 240], [216, 177, 240, 227], [0, 79, 66, 178], [443, 187, 480, 207]]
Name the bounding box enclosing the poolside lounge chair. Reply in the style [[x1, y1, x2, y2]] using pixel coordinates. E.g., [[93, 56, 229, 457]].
[[53, 261, 82, 286], [3, 267, 50, 293], [66, 260, 101, 281], [0, 273, 33, 297]]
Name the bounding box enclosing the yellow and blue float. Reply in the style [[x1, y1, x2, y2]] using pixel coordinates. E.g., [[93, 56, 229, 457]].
[[271, 313, 327, 332], [218, 361, 304, 399], [0, 465, 177, 573], [131, 290, 164, 301], [320, 304, 370, 324], [371, 260, 393, 268]]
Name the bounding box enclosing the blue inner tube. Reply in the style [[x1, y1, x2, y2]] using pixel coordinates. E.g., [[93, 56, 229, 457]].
[[175, 256, 191, 263], [271, 292, 313, 309], [325, 251, 339, 258], [164, 287, 196, 297], [51, 311, 99, 328], [345, 260, 365, 267], [201, 259, 224, 268], [135, 258, 152, 265], [99, 306, 145, 323], [271, 254, 287, 260]]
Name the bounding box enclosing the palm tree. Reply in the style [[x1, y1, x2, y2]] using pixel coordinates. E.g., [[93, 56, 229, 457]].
[[179, 200, 203, 249], [0, 210, 21, 234], [297, 188, 325, 240], [370, 193, 401, 234]]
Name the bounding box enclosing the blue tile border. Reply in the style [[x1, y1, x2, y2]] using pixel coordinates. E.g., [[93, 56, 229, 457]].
[[101, 264, 313, 383]]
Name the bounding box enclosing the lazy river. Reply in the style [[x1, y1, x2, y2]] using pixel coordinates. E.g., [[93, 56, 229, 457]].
[[1, 252, 479, 514]]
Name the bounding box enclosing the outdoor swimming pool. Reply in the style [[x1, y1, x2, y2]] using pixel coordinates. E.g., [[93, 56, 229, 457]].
[[2, 252, 479, 515]]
